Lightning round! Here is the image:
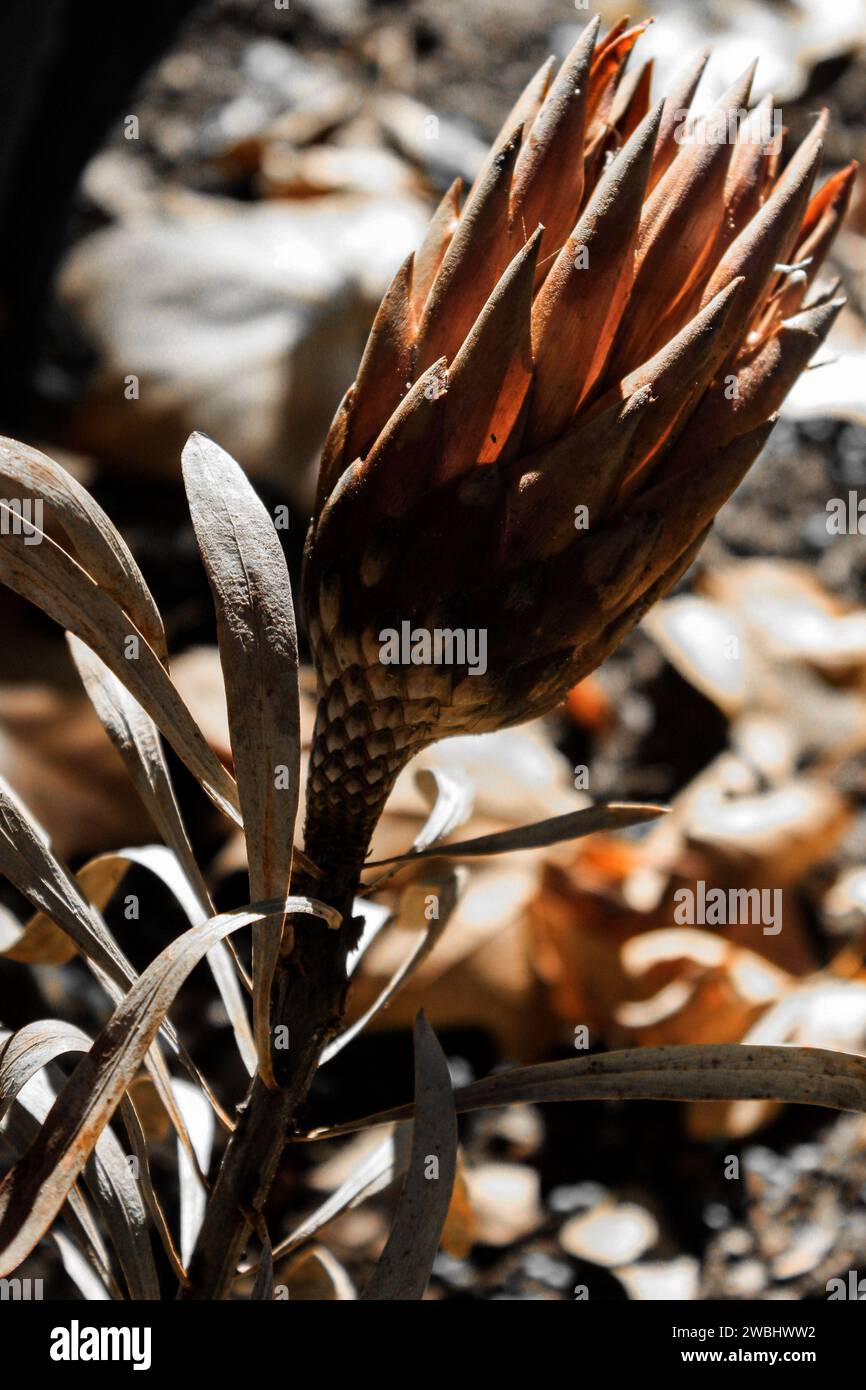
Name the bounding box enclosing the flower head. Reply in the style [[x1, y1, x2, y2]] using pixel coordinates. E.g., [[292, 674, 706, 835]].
[[302, 16, 854, 881]]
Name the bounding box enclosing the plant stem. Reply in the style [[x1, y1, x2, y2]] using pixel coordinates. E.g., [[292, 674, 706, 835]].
[[178, 1075, 290, 1299], [180, 738, 408, 1299], [179, 910, 351, 1300]]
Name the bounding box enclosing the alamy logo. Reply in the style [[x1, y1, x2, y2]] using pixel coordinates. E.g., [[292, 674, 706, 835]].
[[0, 497, 43, 544], [49, 1321, 152, 1371], [379, 622, 487, 676], [826, 1270, 866, 1299], [826, 492, 866, 535], [673, 105, 783, 147], [0, 1276, 43, 1299], [673, 881, 782, 935]]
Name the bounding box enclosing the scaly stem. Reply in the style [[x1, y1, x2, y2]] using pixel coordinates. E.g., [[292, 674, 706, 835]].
[[179, 748, 405, 1299]]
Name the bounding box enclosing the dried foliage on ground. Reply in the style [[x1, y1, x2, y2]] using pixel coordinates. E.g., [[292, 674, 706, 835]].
[[1, 7, 865, 1302]]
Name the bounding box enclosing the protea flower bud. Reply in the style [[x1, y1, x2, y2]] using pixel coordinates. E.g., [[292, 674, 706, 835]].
[[302, 16, 854, 892]]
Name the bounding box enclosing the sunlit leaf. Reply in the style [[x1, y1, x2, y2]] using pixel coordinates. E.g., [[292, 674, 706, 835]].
[[0, 1024, 159, 1299], [0, 894, 337, 1276], [69, 638, 257, 1072], [182, 432, 302, 1086], [366, 801, 668, 866], [0, 507, 240, 822], [0, 436, 167, 660]]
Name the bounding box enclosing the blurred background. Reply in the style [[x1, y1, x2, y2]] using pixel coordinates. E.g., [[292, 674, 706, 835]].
[[4, 0, 866, 1299]]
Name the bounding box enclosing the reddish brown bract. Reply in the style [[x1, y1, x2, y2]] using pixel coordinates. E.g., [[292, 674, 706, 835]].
[[302, 16, 855, 883]]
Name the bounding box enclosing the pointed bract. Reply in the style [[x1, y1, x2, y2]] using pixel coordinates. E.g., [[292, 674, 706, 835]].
[[528, 101, 663, 445], [647, 47, 710, 192], [438, 228, 542, 482], [415, 125, 522, 371], [303, 19, 850, 889], [510, 18, 599, 269]]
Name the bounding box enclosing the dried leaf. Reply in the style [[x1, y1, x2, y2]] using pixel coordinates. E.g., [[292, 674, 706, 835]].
[[51, 1229, 112, 1301], [0, 771, 137, 986], [277, 1245, 357, 1300], [413, 767, 475, 848], [363, 1013, 457, 1300], [172, 1078, 215, 1270], [0, 1024, 159, 1299], [0, 894, 336, 1276], [0, 1115, 120, 1300], [306, 1043, 866, 1142], [0, 507, 240, 823], [68, 636, 256, 1071], [97, 843, 255, 1088], [321, 868, 463, 1064], [361, 766, 473, 897], [1, 894, 88, 967], [182, 432, 301, 1087], [0, 436, 166, 660], [251, 1235, 274, 1301], [272, 1129, 407, 1261], [366, 801, 668, 866], [0, 788, 226, 1145], [119, 1091, 187, 1284]]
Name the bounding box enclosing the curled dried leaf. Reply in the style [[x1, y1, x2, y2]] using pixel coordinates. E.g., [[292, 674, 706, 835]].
[[0, 894, 336, 1276]]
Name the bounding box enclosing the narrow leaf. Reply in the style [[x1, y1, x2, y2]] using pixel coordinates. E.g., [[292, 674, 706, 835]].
[[306, 1043, 866, 1142], [172, 1077, 215, 1269], [0, 1026, 159, 1299], [1, 1118, 120, 1300], [251, 1235, 274, 1301], [362, 1014, 457, 1300], [321, 869, 463, 1064], [0, 436, 167, 661], [52, 1229, 112, 1300], [182, 432, 301, 1088], [0, 894, 337, 1276], [69, 635, 257, 1070], [271, 1130, 407, 1262], [0, 508, 240, 823], [366, 801, 667, 866], [0, 771, 138, 987], [0, 784, 225, 1145]]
